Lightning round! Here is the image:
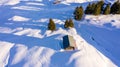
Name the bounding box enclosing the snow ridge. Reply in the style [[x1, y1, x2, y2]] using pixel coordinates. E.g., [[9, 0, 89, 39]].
[[0, 0, 120, 67]]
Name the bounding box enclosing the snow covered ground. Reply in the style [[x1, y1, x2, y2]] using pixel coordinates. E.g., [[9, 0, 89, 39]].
[[0, 0, 120, 67], [0, 0, 118, 5]]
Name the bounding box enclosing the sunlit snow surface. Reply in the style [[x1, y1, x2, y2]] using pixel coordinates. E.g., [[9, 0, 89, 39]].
[[0, 0, 120, 67]]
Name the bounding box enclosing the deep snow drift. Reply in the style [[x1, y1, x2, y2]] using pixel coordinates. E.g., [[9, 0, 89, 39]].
[[0, 0, 120, 67]]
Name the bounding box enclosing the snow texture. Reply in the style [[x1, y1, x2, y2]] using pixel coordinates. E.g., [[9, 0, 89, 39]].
[[0, 0, 120, 67], [8, 16, 30, 22]]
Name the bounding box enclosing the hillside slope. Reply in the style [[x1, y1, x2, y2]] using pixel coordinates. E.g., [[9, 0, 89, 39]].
[[0, 1, 120, 67], [0, 0, 119, 5]]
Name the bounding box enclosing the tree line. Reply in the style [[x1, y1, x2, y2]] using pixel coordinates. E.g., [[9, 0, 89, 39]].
[[74, 0, 120, 20]]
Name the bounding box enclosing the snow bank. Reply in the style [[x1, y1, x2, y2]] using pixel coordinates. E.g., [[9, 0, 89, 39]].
[[11, 44, 27, 65], [5, 0, 20, 5], [0, 27, 117, 67], [0, 27, 13, 33], [0, 1, 119, 67], [8, 45, 55, 67], [23, 47, 54, 67], [85, 15, 120, 28], [0, 27, 44, 38], [0, 27, 23, 34], [0, 41, 14, 67], [8, 16, 30, 22], [14, 28, 44, 38], [11, 6, 42, 11], [0, 0, 20, 5]]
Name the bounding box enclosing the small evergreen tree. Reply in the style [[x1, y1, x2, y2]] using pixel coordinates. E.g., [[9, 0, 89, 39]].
[[118, 3, 120, 14], [64, 19, 69, 28], [98, 0, 104, 5], [85, 3, 95, 14], [116, 2, 120, 14], [111, 1, 117, 14], [69, 19, 74, 28], [98, 0, 104, 12], [85, 3, 92, 14], [64, 19, 74, 28], [94, 4, 101, 15], [91, 3, 97, 14], [74, 6, 79, 20], [93, 1, 104, 15], [74, 6, 84, 20], [48, 18, 56, 31], [103, 4, 110, 15], [111, 0, 120, 14]]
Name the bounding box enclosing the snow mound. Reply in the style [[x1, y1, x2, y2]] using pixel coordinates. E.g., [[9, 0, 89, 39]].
[[0, 1, 120, 67], [11, 6, 42, 11], [0, 27, 13, 33], [0, 41, 14, 67], [8, 16, 30, 22], [14, 28, 44, 38], [0, 0, 20, 5], [85, 15, 120, 28], [11, 44, 27, 65]]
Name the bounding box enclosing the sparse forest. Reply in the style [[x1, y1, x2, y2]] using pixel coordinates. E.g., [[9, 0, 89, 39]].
[[73, 0, 120, 20], [48, 0, 120, 31]]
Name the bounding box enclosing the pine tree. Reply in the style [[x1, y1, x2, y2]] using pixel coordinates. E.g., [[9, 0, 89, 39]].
[[85, 3, 92, 14], [98, 0, 104, 5], [64, 19, 69, 28], [64, 19, 74, 28], [91, 3, 96, 14], [85, 3, 96, 14], [98, 0, 104, 13], [74, 6, 79, 20], [111, 0, 120, 14], [48, 18, 56, 31], [111, 1, 118, 14], [74, 6, 79, 15], [69, 19, 74, 28], [93, 1, 104, 15], [94, 4, 101, 15], [103, 4, 110, 15], [74, 6, 84, 20], [116, 2, 120, 14]]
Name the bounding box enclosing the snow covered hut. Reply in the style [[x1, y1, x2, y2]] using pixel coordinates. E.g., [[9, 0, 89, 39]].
[[63, 35, 76, 50]]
